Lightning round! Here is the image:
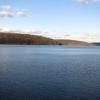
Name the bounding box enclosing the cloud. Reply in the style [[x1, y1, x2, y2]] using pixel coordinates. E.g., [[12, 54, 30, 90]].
[[65, 32, 100, 42], [75, 0, 100, 4], [1, 5, 12, 11], [0, 5, 13, 17], [16, 11, 26, 17], [0, 10, 13, 17], [0, 5, 27, 17], [0, 27, 11, 32]]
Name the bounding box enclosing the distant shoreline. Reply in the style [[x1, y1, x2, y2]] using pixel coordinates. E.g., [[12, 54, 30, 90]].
[[0, 32, 99, 46]]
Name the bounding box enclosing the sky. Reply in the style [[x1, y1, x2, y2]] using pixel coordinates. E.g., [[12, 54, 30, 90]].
[[0, 0, 100, 42]]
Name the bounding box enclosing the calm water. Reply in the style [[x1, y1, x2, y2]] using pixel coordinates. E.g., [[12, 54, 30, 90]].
[[0, 45, 100, 100]]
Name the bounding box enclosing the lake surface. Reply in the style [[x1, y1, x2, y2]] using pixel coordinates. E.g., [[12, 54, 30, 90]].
[[0, 45, 100, 100]]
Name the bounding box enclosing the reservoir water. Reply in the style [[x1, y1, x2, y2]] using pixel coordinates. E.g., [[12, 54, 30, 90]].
[[0, 45, 100, 100]]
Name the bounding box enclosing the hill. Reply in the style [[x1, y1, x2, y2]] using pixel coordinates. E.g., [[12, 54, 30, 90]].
[[55, 39, 93, 46], [0, 32, 56, 45], [92, 43, 100, 46], [0, 32, 94, 46]]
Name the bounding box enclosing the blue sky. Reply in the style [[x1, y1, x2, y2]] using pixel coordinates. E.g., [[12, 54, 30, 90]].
[[0, 0, 100, 42]]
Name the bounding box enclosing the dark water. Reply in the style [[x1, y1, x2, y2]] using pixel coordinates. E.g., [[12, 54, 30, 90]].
[[0, 45, 100, 100]]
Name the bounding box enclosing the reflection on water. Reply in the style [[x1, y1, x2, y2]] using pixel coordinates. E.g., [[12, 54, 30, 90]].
[[0, 45, 100, 100]]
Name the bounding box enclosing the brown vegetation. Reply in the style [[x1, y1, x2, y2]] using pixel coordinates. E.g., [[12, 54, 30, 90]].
[[0, 32, 56, 45], [0, 32, 94, 46], [55, 39, 93, 46]]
